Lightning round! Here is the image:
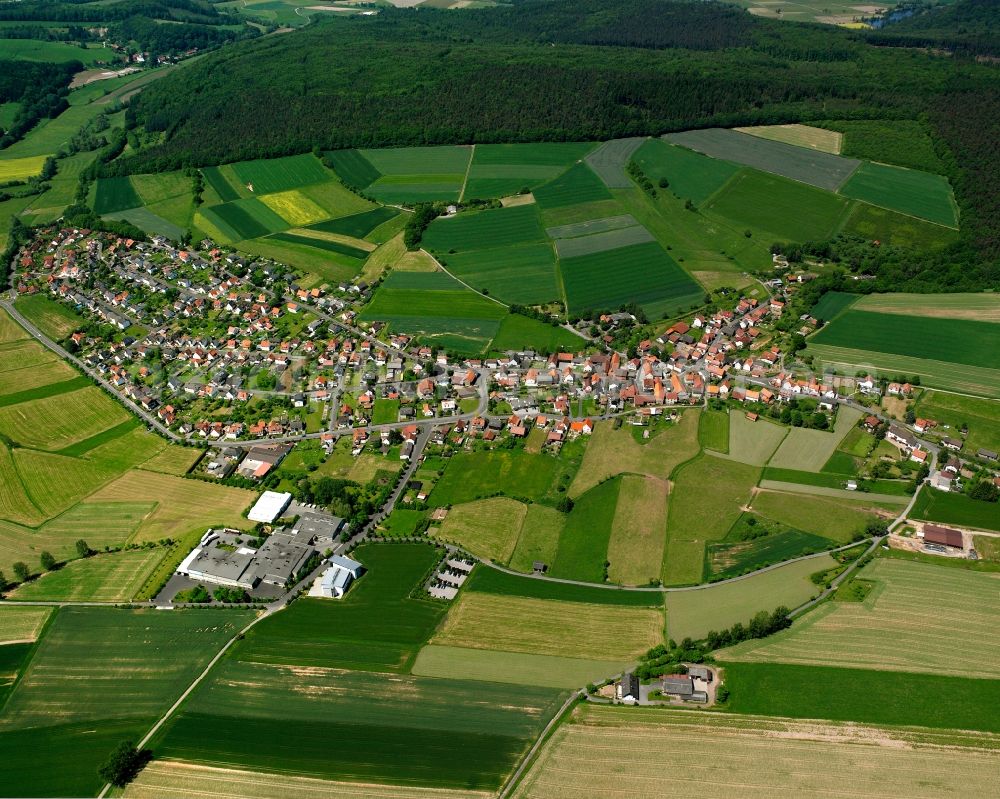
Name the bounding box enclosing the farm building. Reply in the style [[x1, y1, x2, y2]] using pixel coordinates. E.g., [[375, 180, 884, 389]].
[[311, 554, 364, 599], [248, 490, 293, 523], [617, 673, 640, 705], [663, 675, 694, 697], [922, 524, 964, 549]]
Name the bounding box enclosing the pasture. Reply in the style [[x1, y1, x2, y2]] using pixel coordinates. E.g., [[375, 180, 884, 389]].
[[11, 548, 166, 602], [752, 489, 890, 541], [513, 705, 1000, 799], [465, 563, 664, 607], [723, 410, 787, 465], [413, 645, 626, 689], [735, 124, 842, 154], [550, 478, 619, 583], [0, 386, 129, 451], [490, 314, 584, 352], [234, 543, 444, 673], [139, 445, 201, 475], [123, 761, 495, 799], [843, 201, 958, 250], [665, 554, 834, 641], [570, 411, 700, 497], [721, 558, 1000, 677], [560, 239, 704, 318], [910, 487, 1000, 532], [768, 405, 862, 471], [505, 504, 564, 573], [228, 153, 331, 195], [433, 592, 663, 660], [108, 205, 187, 240], [665, 128, 860, 191], [606, 475, 669, 586], [0, 155, 48, 182], [359, 270, 506, 354], [723, 662, 1000, 732], [154, 660, 563, 792], [584, 137, 645, 188], [704, 169, 852, 242], [435, 497, 528, 562], [0, 606, 51, 643], [429, 448, 561, 506], [632, 138, 740, 204], [840, 161, 957, 227], [93, 176, 142, 214], [663, 455, 761, 585], [915, 390, 1000, 453], [464, 141, 595, 198], [533, 162, 611, 209], [698, 408, 729, 452]]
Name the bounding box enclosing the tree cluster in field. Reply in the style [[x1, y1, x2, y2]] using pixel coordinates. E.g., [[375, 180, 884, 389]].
[[626, 161, 657, 199], [703, 606, 792, 651], [634, 640, 708, 681], [404, 203, 444, 250], [98, 741, 150, 788], [0, 60, 78, 149]]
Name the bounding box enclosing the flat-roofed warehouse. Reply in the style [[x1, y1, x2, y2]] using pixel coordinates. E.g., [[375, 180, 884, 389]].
[[923, 524, 964, 549], [248, 491, 293, 523]]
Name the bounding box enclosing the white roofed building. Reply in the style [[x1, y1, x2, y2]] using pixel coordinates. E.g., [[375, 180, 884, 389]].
[[248, 491, 292, 523]]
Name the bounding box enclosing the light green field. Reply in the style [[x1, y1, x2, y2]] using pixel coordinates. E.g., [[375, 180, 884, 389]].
[[842, 202, 958, 250], [0, 444, 45, 526], [507, 504, 566, 573], [13, 294, 85, 341], [0, 308, 29, 345], [632, 138, 740, 205], [840, 162, 957, 227], [138, 446, 201, 476], [768, 406, 862, 471], [665, 554, 835, 641], [914, 391, 1000, 453], [432, 592, 664, 661], [606, 475, 669, 586], [0, 40, 109, 65], [0, 606, 51, 643], [434, 497, 528, 563], [0, 359, 75, 397], [0, 387, 130, 451], [412, 645, 626, 689], [719, 559, 1000, 677], [751, 489, 893, 542], [11, 448, 123, 519], [11, 548, 166, 602], [722, 411, 787, 466]]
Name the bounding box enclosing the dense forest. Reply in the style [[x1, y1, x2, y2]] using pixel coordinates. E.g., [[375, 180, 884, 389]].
[[867, 0, 1000, 57], [0, 61, 79, 150]]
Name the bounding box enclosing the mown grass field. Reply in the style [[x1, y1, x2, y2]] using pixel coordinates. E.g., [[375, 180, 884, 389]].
[[490, 314, 584, 352], [809, 290, 858, 321], [0, 607, 255, 798], [698, 408, 730, 452], [465, 564, 663, 607], [11, 548, 166, 602], [0, 606, 51, 643], [139, 445, 201, 476], [513, 704, 1000, 799], [0, 307, 29, 344], [360, 270, 506, 354], [569, 411, 700, 497], [854, 291, 1000, 322], [93, 175, 142, 214], [550, 478, 619, 583], [663, 455, 762, 585], [723, 661, 1000, 732], [435, 497, 528, 562], [767, 405, 862, 471], [752, 489, 890, 541], [0, 386, 130, 451], [508, 504, 565, 572], [705, 169, 852, 242], [721, 558, 1000, 676], [0, 358, 76, 398], [430, 448, 562, 506], [665, 554, 834, 640], [666, 128, 860, 191], [546, 213, 638, 239], [560, 239, 704, 318], [910, 487, 1000, 532], [735, 123, 842, 153], [533, 162, 611, 209], [553, 223, 653, 258], [123, 760, 495, 799], [606, 475, 669, 586], [723, 410, 787, 465], [632, 138, 740, 204], [840, 161, 957, 227], [233, 543, 444, 673], [413, 645, 626, 690], [433, 592, 664, 660], [154, 660, 563, 792]]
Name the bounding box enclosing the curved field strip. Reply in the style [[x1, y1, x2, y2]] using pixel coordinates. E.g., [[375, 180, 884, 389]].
[[664, 554, 836, 641], [0, 606, 51, 644], [719, 559, 1000, 677], [432, 593, 664, 661], [433, 497, 528, 563], [123, 760, 493, 799], [735, 123, 842, 153], [0, 386, 130, 451], [11, 548, 166, 602], [569, 410, 700, 498], [513, 705, 1000, 799], [0, 444, 43, 525], [584, 137, 645, 188]]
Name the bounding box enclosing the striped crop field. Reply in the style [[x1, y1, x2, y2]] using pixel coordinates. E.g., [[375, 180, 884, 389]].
[[513, 705, 1000, 799], [0, 386, 130, 451], [0, 606, 51, 643], [533, 162, 612, 209], [852, 292, 1000, 322], [93, 176, 142, 214], [11, 548, 167, 602], [719, 558, 1000, 677], [465, 141, 595, 198], [734, 123, 842, 153], [840, 161, 957, 227], [228, 153, 331, 195]]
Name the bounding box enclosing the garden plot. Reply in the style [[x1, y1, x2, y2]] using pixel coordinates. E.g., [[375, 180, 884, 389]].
[[720, 558, 1000, 677], [768, 406, 862, 472], [665, 127, 860, 191], [433, 593, 663, 661], [513, 705, 1000, 799]]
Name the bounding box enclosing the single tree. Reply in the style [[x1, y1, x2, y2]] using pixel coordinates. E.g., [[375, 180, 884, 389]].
[[76, 539, 91, 558], [40, 551, 56, 572], [12, 562, 29, 582], [98, 741, 149, 787]]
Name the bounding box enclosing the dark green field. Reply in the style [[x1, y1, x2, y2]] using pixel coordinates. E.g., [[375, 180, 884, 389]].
[[324, 149, 382, 189], [466, 563, 663, 606], [810, 310, 1000, 369], [723, 661, 1000, 732], [445, 244, 560, 305], [809, 291, 858, 321], [633, 138, 740, 204], [707, 519, 833, 580], [533, 162, 612, 209], [430, 449, 561, 506], [560, 239, 704, 317], [229, 153, 331, 195], [840, 162, 957, 227], [464, 141, 595, 198], [201, 166, 240, 201], [490, 313, 585, 352], [307, 206, 398, 238], [268, 231, 369, 259], [234, 543, 445, 672], [425, 204, 546, 251], [202, 198, 288, 240], [93, 176, 142, 214], [842, 202, 958, 250], [550, 478, 620, 582], [910, 487, 1000, 532]]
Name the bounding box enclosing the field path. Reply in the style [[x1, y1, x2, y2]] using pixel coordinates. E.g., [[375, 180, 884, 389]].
[[499, 691, 582, 799], [458, 143, 475, 203], [421, 249, 509, 307]]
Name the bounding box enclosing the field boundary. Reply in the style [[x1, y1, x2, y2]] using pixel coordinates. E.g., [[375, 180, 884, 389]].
[[458, 143, 476, 203], [420, 249, 510, 308]]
